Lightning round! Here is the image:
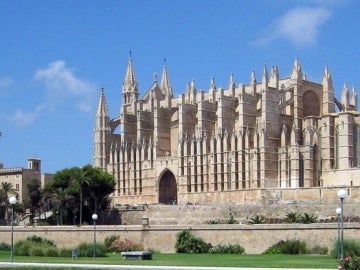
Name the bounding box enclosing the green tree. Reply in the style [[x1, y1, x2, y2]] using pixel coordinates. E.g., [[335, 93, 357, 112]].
[[71, 167, 90, 226], [1, 182, 17, 224], [45, 165, 115, 225], [51, 187, 71, 225], [82, 165, 115, 214], [25, 179, 42, 225]]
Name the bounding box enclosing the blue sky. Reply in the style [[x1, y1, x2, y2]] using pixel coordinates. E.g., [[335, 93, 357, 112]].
[[0, 0, 359, 173]]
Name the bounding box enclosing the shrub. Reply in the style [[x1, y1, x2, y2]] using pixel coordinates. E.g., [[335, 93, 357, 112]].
[[59, 248, 72, 257], [104, 235, 118, 251], [14, 240, 32, 256], [331, 238, 360, 258], [285, 212, 300, 223], [175, 230, 211, 253], [263, 239, 308, 255], [263, 246, 282, 254], [0, 242, 10, 251], [209, 244, 245, 254], [14, 235, 57, 257], [311, 245, 328, 255], [77, 242, 106, 257], [26, 235, 55, 247], [45, 247, 60, 257], [338, 256, 360, 270], [109, 238, 143, 252], [299, 213, 317, 224], [249, 216, 265, 224], [29, 246, 44, 257]]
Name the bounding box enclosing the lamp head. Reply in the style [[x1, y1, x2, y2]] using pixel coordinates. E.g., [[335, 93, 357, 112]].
[[336, 207, 342, 215], [92, 214, 98, 220], [337, 189, 347, 199], [9, 196, 16, 205]]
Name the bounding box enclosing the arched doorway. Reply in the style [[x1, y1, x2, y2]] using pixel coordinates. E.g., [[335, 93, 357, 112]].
[[158, 170, 177, 204]]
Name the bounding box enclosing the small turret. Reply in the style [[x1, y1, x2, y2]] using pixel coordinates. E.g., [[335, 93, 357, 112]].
[[269, 66, 279, 89], [122, 52, 139, 114], [229, 73, 235, 96], [350, 86, 358, 110], [341, 82, 350, 111], [160, 59, 173, 98], [321, 65, 335, 114], [262, 65, 268, 90], [250, 70, 257, 95], [290, 58, 303, 81]]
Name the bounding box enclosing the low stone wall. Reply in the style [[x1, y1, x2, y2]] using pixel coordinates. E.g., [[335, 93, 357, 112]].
[[1, 223, 359, 254]]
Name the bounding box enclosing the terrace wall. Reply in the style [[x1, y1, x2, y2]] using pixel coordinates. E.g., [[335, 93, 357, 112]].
[[0, 223, 359, 254]]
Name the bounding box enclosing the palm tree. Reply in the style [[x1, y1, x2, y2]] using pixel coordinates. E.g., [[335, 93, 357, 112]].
[[1, 182, 17, 225], [51, 187, 70, 225], [72, 167, 89, 226]]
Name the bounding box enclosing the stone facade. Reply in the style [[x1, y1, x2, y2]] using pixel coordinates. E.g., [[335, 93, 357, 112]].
[[94, 57, 360, 206], [0, 158, 53, 203]]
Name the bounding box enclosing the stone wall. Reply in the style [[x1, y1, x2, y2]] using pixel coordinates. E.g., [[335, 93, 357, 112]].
[[120, 186, 360, 225], [1, 223, 359, 254]]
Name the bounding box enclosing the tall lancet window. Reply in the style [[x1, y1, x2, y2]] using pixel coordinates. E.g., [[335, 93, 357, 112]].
[[335, 127, 339, 169], [353, 125, 360, 167]]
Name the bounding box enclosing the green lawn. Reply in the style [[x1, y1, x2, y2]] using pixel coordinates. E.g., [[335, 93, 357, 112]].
[[0, 251, 338, 269]]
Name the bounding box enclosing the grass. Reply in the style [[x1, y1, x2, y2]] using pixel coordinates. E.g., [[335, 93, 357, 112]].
[[0, 251, 338, 269]]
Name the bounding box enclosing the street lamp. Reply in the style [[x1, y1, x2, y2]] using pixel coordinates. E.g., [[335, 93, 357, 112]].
[[9, 196, 16, 263], [336, 207, 342, 259], [92, 214, 98, 259], [337, 189, 347, 259]]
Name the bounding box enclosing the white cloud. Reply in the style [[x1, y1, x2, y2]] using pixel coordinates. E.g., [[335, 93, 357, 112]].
[[0, 76, 14, 95], [4, 106, 43, 127], [0, 76, 14, 88], [34, 60, 97, 112], [254, 6, 331, 47]]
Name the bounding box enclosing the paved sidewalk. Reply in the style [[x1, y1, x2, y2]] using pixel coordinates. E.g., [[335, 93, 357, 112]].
[[0, 262, 335, 270]]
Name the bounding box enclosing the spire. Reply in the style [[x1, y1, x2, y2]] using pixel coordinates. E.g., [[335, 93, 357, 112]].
[[160, 59, 173, 97], [290, 58, 303, 80], [96, 86, 109, 117], [250, 70, 257, 95], [341, 82, 350, 110], [322, 65, 333, 89], [210, 76, 216, 91], [262, 65, 268, 89], [124, 52, 137, 88], [250, 70, 257, 85], [190, 79, 197, 104], [122, 52, 139, 113], [94, 87, 110, 170], [350, 85, 358, 109], [322, 65, 335, 114], [269, 66, 279, 89], [229, 73, 235, 96]]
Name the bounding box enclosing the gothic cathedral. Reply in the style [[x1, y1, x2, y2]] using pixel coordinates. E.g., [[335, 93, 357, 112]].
[[94, 56, 360, 205]]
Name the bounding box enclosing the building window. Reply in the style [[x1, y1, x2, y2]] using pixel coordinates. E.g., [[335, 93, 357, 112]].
[[16, 174, 20, 179], [16, 184, 20, 190]]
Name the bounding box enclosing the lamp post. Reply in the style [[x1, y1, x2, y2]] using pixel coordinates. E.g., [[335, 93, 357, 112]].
[[336, 207, 342, 259], [337, 189, 347, 260], [9, 196, 16, 263], [92, 214, 98, 259]]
